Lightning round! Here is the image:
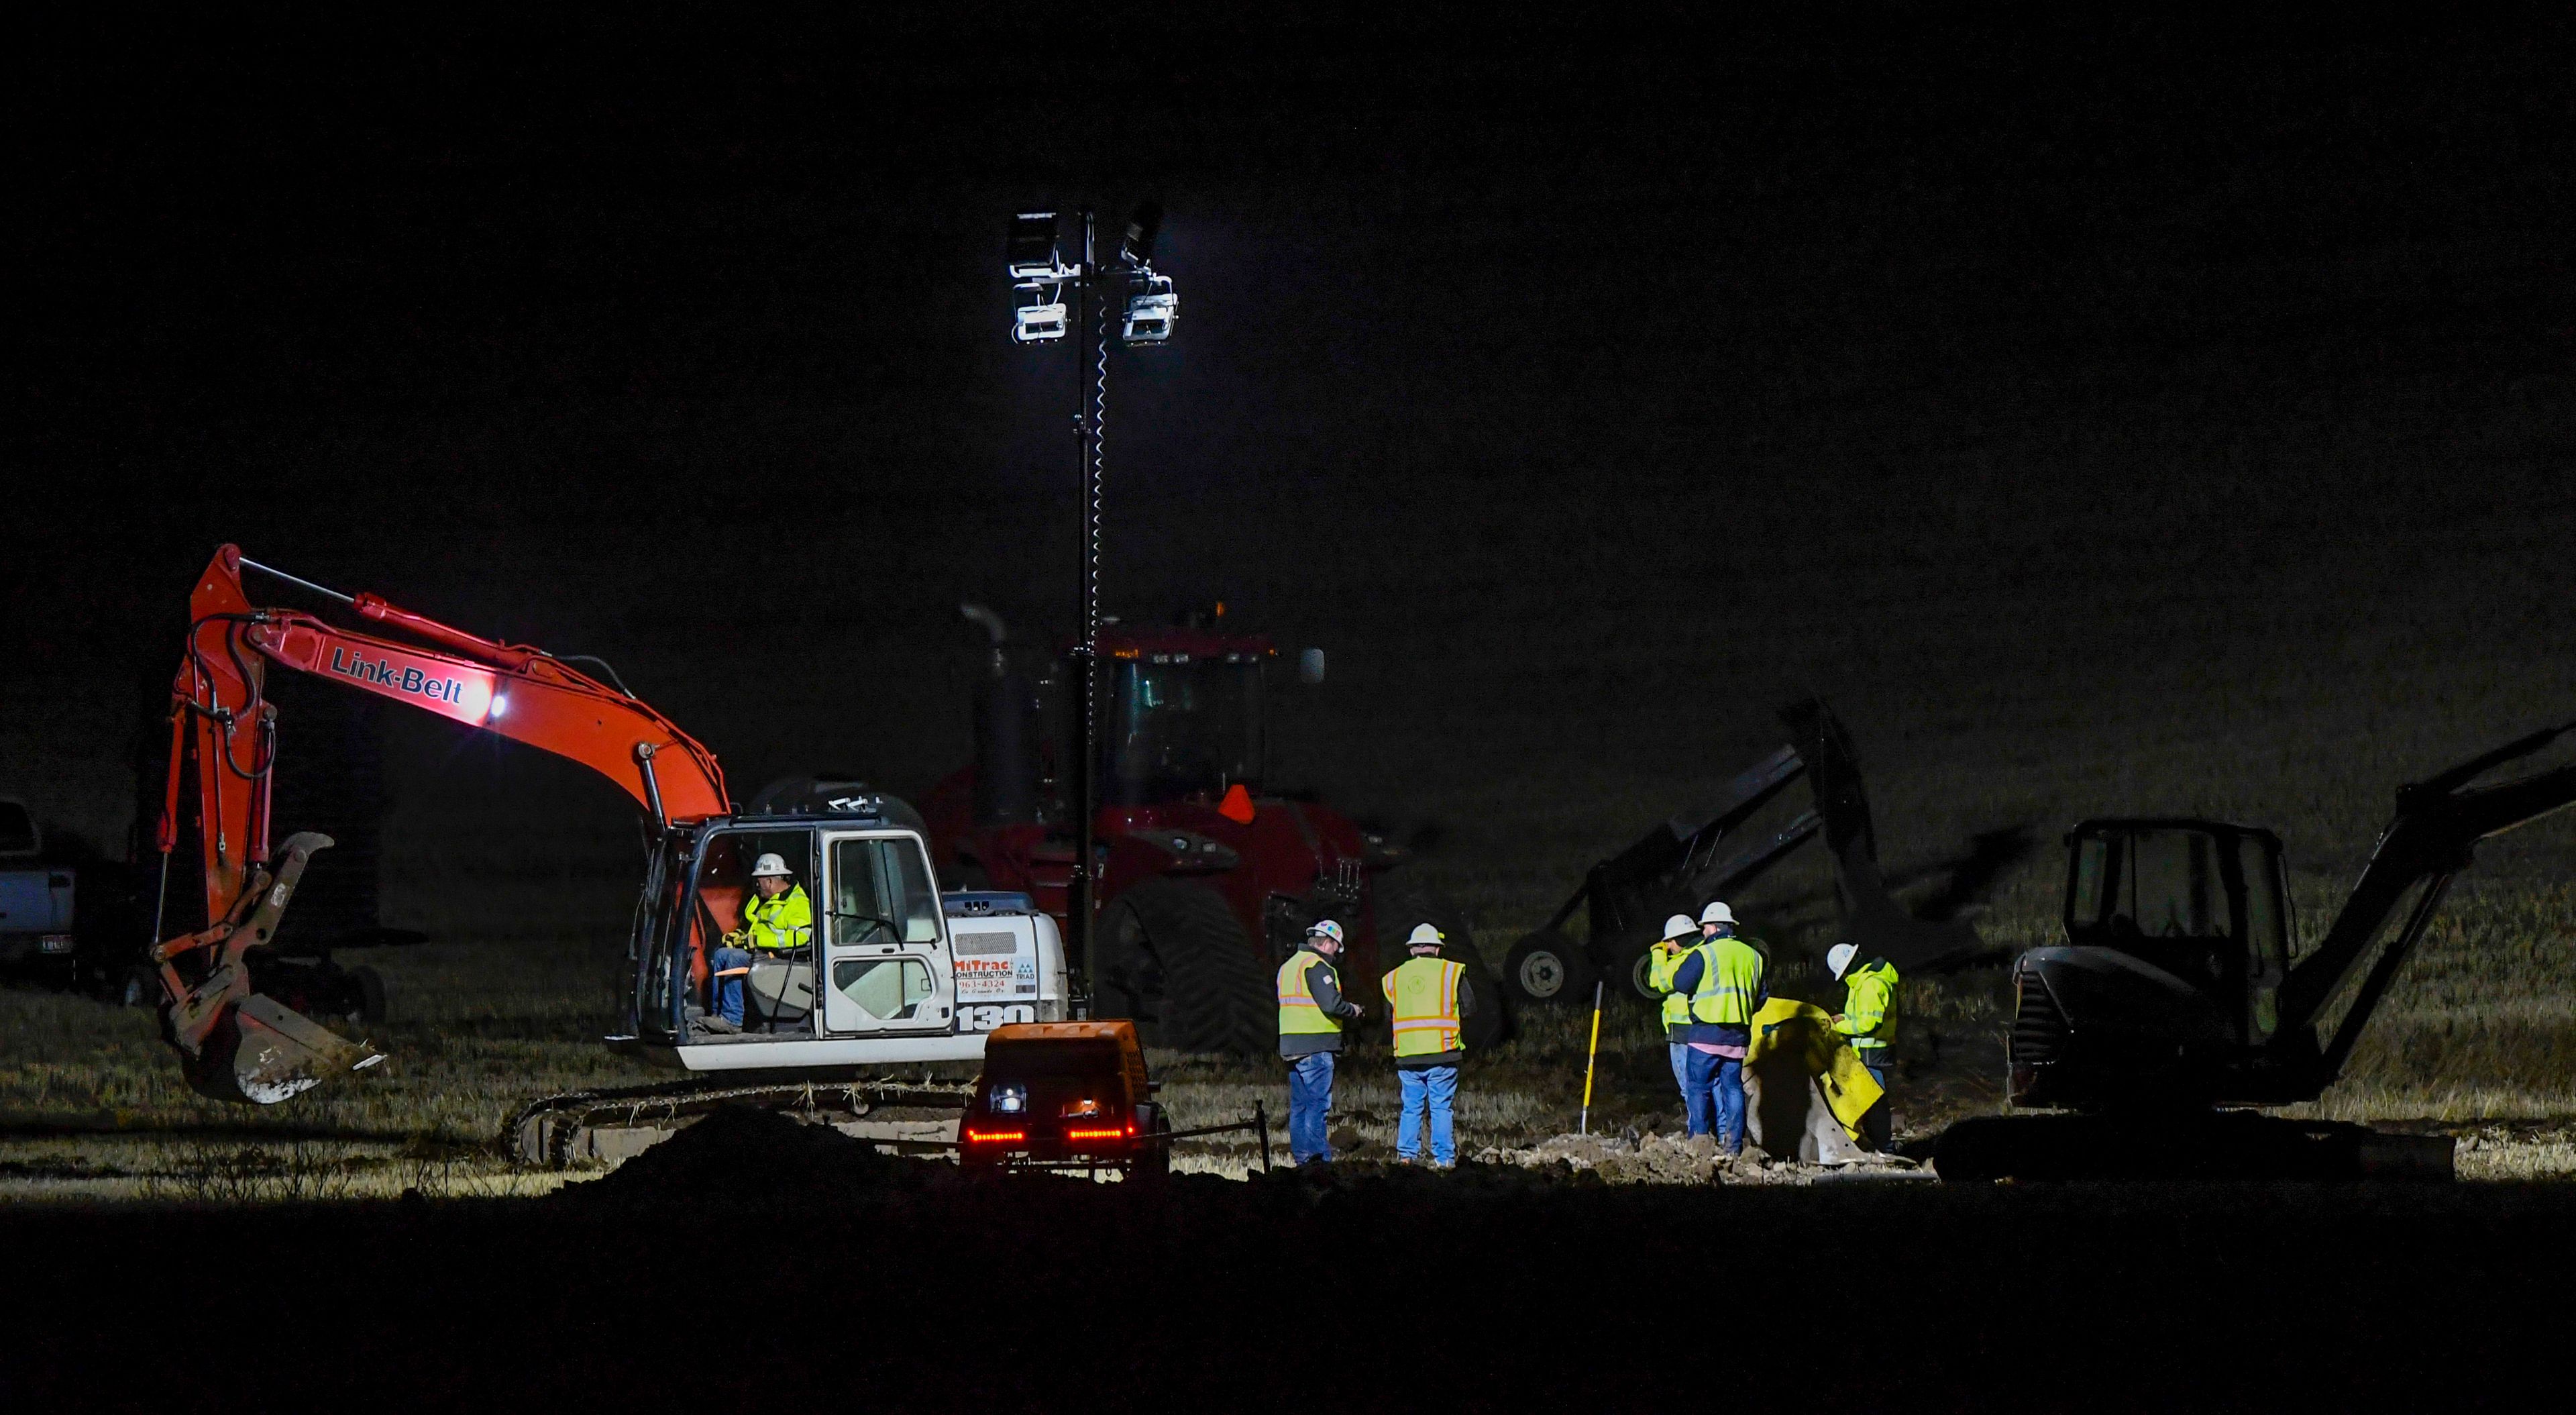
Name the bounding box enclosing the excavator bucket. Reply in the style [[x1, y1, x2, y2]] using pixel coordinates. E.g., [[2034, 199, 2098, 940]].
[[184, 992, 384, 1105], [163, 831, 386, 1104]]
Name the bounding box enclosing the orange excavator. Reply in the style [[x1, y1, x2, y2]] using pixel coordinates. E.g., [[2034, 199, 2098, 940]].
[[154, 545, 1073, 1112], [152, 544, 731, 1102]]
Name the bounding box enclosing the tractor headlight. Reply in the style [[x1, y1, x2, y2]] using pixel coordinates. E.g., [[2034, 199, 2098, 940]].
[[992, 1084, 1027, 1114]]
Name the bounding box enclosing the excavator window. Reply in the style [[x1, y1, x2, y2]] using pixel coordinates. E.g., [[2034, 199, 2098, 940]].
[[2067, 823, 2253, 1020], [829, 837, 941, 947], [2239, 835, 2290, 1041]]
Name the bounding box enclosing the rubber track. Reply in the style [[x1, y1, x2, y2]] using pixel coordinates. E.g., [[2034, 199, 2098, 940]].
[[1120, 879, 1275, 1057]]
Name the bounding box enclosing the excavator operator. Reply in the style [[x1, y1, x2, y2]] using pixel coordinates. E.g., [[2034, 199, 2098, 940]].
[[708, 853, 812, 1031]]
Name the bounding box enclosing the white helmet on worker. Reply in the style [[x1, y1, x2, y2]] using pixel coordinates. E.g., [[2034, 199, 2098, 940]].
[[751, 853, 792, 879], [1405, 923, 1444, 952], [1661, 913, 1698, 943], [1305, 919, 1346, 947], [1699, 900, 1734, 927], [1827, 942, 1860, 980]]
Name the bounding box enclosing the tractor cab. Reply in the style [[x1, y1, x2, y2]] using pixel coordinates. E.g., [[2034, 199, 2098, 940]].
[[1097, 623, 1274, 804]]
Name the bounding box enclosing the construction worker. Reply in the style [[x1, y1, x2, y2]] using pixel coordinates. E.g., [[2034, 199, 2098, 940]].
[[1278, 919, 1365, 1165], [1829, 941, 1899, 1150], [1383, 923, 1476, 1167], [1666, 900, 1765, 1155], [1646, 914, 1699, 1114], [708, 853, 812, 1029]]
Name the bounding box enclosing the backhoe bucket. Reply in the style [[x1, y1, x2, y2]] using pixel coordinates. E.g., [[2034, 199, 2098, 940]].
[[184, 992, 385, 1105]]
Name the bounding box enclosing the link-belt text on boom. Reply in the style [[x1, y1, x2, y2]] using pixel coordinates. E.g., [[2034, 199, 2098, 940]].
[[328, 646, 476, 706]]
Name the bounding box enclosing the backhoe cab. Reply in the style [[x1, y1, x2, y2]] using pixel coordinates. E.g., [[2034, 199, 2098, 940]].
[[2010, 820, 2296, 1110], [2006, 721, 2576, 1117]]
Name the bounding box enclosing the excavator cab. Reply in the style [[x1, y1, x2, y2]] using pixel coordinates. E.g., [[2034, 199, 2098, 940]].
[[2061, 819, 2290, 1047]]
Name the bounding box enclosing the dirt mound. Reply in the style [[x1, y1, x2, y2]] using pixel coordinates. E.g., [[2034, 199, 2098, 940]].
[[1474, 1130, 1923, 1185], [564, 1104, 938, 1205]]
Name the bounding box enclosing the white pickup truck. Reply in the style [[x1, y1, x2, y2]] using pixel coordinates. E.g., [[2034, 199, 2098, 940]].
[[0, 798, 78, 982]]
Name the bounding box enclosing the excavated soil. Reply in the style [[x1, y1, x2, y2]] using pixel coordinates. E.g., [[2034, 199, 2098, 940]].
[[17, 1105, 2576, 1410]]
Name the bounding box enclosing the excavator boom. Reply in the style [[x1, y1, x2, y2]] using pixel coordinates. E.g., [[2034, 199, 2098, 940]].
[[155, 544, 729, 1103]]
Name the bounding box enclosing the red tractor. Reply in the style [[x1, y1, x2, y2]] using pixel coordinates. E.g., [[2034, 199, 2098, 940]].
[[920, 606, 1500, 1057]]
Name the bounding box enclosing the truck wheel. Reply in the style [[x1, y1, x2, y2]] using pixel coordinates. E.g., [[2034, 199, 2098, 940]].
[[1619, 942, 1666, 1004], [1130, 1105, 1173, 1185], [1503, 928, 1597, 1005], [1373, 880, 1509, 1049], [1097, 880, 1273, 1057], [348, 965, 388, 1025]]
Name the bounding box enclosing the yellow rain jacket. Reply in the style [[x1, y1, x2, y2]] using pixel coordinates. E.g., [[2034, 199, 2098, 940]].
[[1747, 997, 1883, 1141]]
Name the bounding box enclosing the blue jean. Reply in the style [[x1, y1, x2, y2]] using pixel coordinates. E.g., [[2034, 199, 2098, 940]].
[[1287, 1051, 1336, 1164], [1668, 1041, 1689, 1098], [1396, 1065, 1458, 1165], [1683, 1050, 1746, 1153], [710, 946, 753, 1026]]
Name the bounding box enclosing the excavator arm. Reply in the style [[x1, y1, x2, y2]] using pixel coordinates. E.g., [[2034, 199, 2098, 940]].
[[153, 543, 729, 1103], [2274, 719, 2576, 1094]]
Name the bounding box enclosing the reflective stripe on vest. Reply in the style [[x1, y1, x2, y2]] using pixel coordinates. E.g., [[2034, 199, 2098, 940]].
[[745, 886, 814, 951], [1840, 961, 1898, 1049], [1279, 953, 1342, 1037], [1649, 941, 1691, 1029], [1382, 957, 1465, 1057], [1688, 937, 1764, 1027]]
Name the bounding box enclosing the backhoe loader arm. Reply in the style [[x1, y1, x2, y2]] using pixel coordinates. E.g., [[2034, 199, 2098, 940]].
[[152, 543, 730, 1104], [2275, 721, 2576, 1089]]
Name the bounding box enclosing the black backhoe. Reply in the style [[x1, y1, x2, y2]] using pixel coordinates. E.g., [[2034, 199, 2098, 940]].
[[1941, 719, 2576, 1181]]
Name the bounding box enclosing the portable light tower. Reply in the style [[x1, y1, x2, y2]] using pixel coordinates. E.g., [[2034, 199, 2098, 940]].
[[1004, 203, 1179, 1005]]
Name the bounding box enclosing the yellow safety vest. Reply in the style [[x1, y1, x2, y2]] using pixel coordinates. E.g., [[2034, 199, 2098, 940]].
[[1835, 959, 1899, 1051], [1278, 951, 1343, 1037], [744, 886, 814, 951], [1381, 956, 1466, 1059], [1687, 936, 1764, 1027], [1648, 939, 1692, 1032]]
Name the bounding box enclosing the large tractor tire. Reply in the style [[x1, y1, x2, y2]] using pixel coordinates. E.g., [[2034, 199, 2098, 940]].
[[1503, 927, 1597, 1006], [1096, 880, 1274, 1057], [1374, 879, 1509, 1051]]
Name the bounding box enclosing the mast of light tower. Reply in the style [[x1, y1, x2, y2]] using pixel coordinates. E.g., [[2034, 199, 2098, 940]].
[[1003, 203, 1178, 1008]]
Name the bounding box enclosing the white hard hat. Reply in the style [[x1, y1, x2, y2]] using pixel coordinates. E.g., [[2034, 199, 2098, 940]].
[[1662, 913, 1698, 942], [1827, 942, 1859, 980], [1699, 901, 1735, 927], [1305, 919, 1345, 946], [1405, 923, 1444, 949], [751, 853, 792, 879]]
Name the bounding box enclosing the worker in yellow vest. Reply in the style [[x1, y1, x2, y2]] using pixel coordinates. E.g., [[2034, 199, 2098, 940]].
[[1666, 900, 1765, 1155], [1829, 941, 1899, 1151], [1382, 923, 1477, 1167], [1646, 914, 1699, 1114], [1278, 919, 1366, 1165], [708, 853, 813, 1030]]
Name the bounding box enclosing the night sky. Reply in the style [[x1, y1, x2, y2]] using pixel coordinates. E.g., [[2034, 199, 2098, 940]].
[[13, 11, 2575, 932]]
